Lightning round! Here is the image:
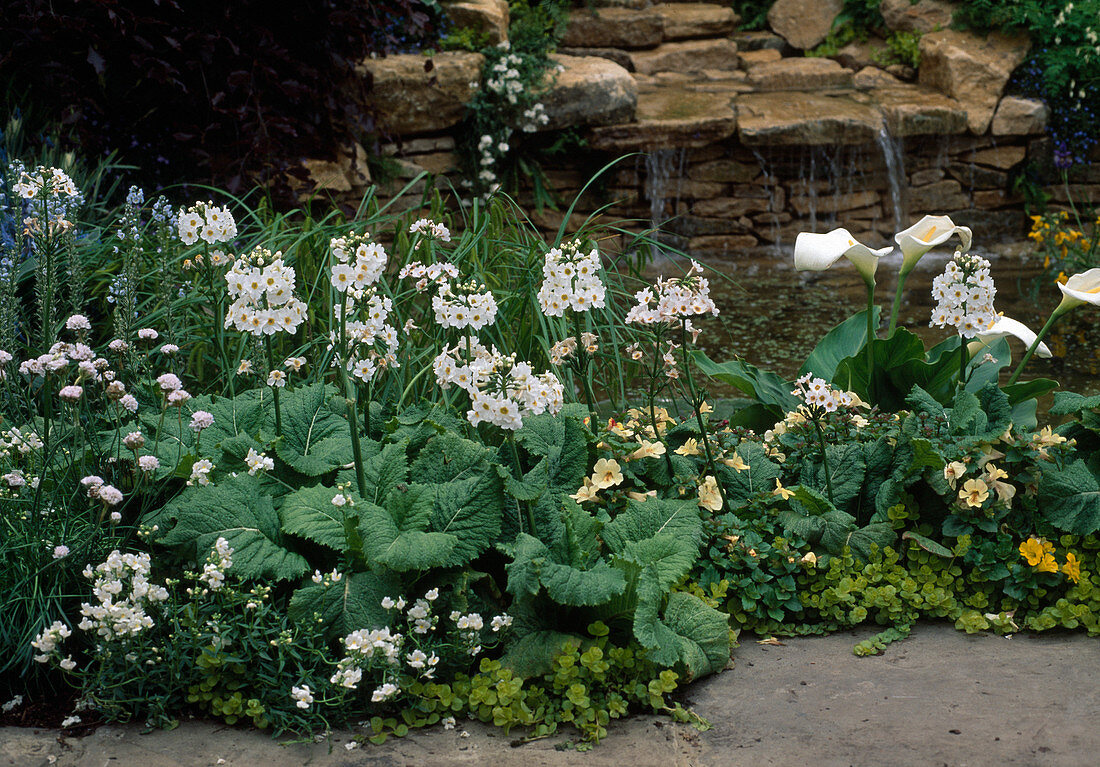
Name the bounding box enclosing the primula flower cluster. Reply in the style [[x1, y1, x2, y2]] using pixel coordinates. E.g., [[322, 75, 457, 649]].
[[537, 240, 606, 316], [792, 373, 855, 413], [198, 537, 234, 592], [176, 200, 237, 246], [625, 260, 718, 328], [408, 218, 451, 242], [930, 251, 997, 338], [434, 339, 563, 430], [329, 232, 388, 292], [75, 550, 169, 642], [432, 280, 499, 330], [224, 247, 307, 336], [398, 260, 459, 292], [1019, 537, 1081, 583]]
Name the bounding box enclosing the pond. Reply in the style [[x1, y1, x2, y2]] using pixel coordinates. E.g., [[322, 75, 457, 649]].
[[656, 239, 1100, 400]]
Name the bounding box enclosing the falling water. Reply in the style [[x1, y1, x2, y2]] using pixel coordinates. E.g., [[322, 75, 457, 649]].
[[644, 148, 685, 262], [875, 123, 908, 233], [751, 148, 784, 257]]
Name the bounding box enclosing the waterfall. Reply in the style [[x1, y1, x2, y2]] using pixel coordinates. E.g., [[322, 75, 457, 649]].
[[644, 148, 685, 262], [875, 123, 908, 233]]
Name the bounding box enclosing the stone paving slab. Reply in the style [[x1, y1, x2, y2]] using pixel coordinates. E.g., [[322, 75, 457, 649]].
[[2, 624, 1097, 767]]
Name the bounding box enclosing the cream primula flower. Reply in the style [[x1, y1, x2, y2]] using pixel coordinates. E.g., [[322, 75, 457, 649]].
[[697, 476, 722, 512], [590, 458, 623, 489]]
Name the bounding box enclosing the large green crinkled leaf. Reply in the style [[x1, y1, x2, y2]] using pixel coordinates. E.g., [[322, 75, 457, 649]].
[[833, 329, 928, 411], [661, 591, 732, 680], [861, 437, 896, 512], [602, 497, 702, 554], [800, 443, 865, 511], [432, 471, 504, 564], [717, 441, 782, 504], [151, 476, 308, 581], [351, 483, 457, 571], [287, 570, 396, 639], [280, 483, 357, 552], [614, 534, 698, 592], [800, 307, 881, 381], [1050, 392, 1100, 416], [690, 350, 800, 416], [842, 522, 897, 561], [361, 441, 409, 504], [411, 432, 491, 483], [505, 533, 626, 606], [1038, 460, 1100, 535], [515, 411, 589, 495], [275, 383, 354, 476]]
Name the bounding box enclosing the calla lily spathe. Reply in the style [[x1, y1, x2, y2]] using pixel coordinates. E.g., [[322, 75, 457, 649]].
[[971, 316, 1052, 359], [1056, 268, 1100, 311], [793, 228, 892, 284], [895, 215, 973, 273]]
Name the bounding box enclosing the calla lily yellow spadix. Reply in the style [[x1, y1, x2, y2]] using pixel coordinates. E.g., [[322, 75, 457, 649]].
[[1009, 268, 1100, 385], [969, 316, 1052, 360], [890, 215, 973, 334]]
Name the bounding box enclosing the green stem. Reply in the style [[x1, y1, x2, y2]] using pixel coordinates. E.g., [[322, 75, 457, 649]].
[[1007, 309, 1064, 385], [508, 434, 537, 536], [864, 278, 877, 403], [266, 337, 282, 437], [887, 266, 912, 336], [572, 312, 598, 436], [339, 363, 368, 499], [813, 417, 834, 506], [957, 333, 968, 386], [680, 320, 725, 512]]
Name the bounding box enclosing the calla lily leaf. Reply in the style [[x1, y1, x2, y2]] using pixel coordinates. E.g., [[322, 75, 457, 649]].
[[793, 228, 892, 283], [895, 215, 973, 271]]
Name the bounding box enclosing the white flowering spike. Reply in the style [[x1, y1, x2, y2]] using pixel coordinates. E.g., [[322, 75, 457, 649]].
[[624, 260, 718, 326], [223, 247, 307, 336], [971, 317, 1052, 359], [930, 251, 997, 338], [536, 240, 607, 316], [1056, 268, 1100, 311], [895, 215, 973, 272], [793, 228, 892, 284], [177, 201, 236, 246]]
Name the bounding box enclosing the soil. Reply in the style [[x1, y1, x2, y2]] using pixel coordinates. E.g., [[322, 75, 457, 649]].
[[3, 623, 1097, 767]]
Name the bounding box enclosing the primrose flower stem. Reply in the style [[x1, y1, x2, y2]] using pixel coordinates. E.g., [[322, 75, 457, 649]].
[[1007, 309, 1064, 385], [508, 433, 537, 535], [265, 337, 282, 437], [680, 321, 725, 512], [339, 362, 368, 499], [572, 312, 599, 436], [813, 418, 835, 506]]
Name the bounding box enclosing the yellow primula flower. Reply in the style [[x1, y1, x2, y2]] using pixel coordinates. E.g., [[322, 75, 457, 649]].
[[1063, 552, 1081, 584], [698, 402, 713, 415], [591, 458, 623, 489], [675, 439, 702, 457], [1019, 537, 1056, 568], [1037, 554, 1060, 574], [960, 478, 989, 508], [697, 475, 722, 512], [943, 461, 968, 490], [772, 479, 794, 501], [569, 477, 600, 504], [631, 440, 666, 460], [626, 490, 655, 503], [721, 451, 749, 472]]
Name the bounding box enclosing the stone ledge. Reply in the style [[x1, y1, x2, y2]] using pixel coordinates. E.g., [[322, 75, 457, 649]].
[[737, 92, 881, 145], [542, 55, 638, 131], [360, 52, 483, 135], [589, 88, 736, 151]]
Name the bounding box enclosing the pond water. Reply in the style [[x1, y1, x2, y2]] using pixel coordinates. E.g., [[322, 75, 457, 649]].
[[652, 239, 1100, 400]]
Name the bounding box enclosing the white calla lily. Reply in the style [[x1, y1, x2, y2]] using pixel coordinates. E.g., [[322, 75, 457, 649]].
[[888, 215, 973, 335], [895, 215, 973, 272], [970, 316, 1052, 359], [793, 228, 892, 285], [1056, 268, 1100, 311]]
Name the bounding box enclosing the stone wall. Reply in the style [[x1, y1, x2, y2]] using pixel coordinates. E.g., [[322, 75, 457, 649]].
[[315, 2, 1100, 256]]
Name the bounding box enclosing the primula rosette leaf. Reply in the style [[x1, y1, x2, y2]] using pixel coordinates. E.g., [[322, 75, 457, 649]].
[[280, 483, 360, 552], [602, 497, 703, 553], [150, 475, 308, 581], [1050, 392, 1100, 417], [514, 410, 589, 495], [360, 441, 410, 504], [499, 630, 581, 680], [274, 384, 356, 476], [799, 444, 865, 511], [357, 485, 458, 571], [1038, 460, 1100, 535], [411, 432, 492, 483], [288, 571, 396, 640], [632, 584, 730, 679], [717, 441, 782, 504], [431, 471, 504, 565]]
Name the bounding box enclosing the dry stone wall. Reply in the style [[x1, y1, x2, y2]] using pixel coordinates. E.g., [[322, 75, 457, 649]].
[[319, 2, 1099, 257]]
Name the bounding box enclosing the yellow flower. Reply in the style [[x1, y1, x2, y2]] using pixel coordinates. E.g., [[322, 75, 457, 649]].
[[721, 451, 749, 472], [697, 476, 722, 512], [1032, 426, 1067, 449], [698, 401, 713, 415], [675, 439, 702, 457], [1019, 537, 1056, 570], [569, 477, 600, 504], [627, 490, 655, 502], [631, 440, 667, 460], [772, 480, 794, 501], [800, 552, 818, 566], [960, 478, 989, 508], [1037, 554, 1060, 574], [590, 458, 623, 489], [943, 461, 968, 490], [1063, 552, 1081, 583]]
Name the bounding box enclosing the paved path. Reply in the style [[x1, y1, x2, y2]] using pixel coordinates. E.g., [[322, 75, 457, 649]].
[[3, 624, 1097, 767]]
